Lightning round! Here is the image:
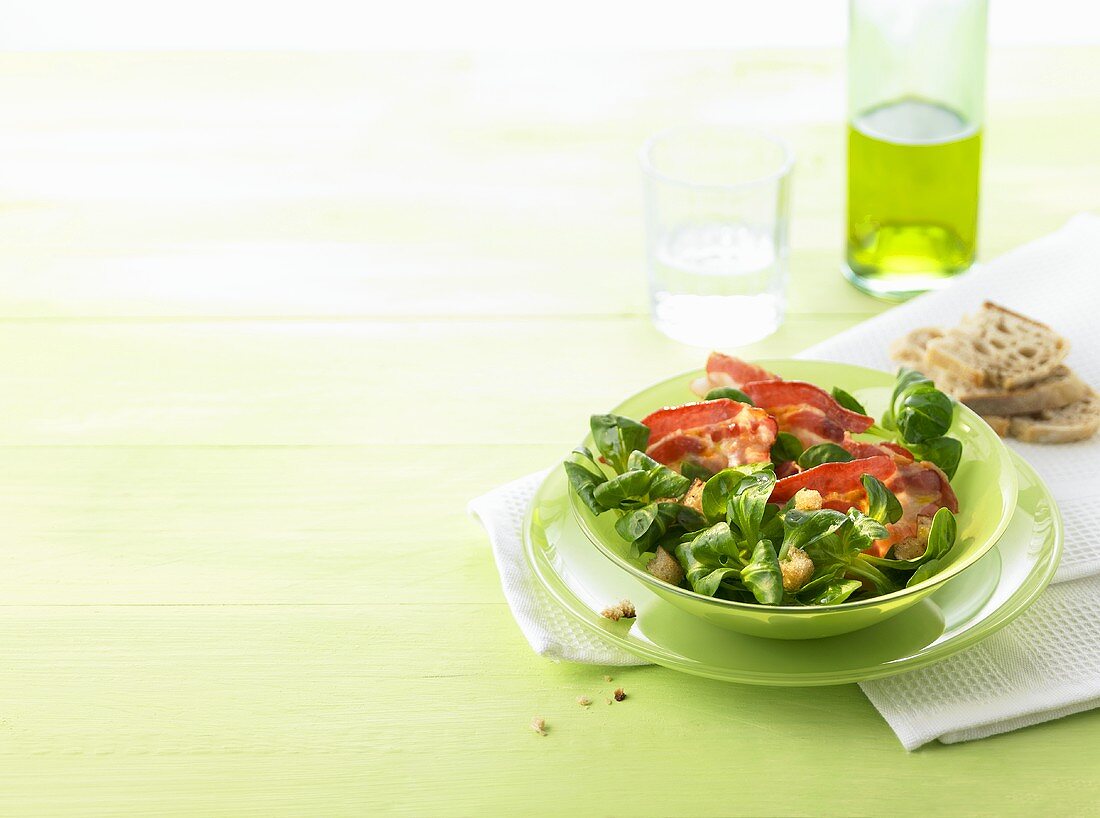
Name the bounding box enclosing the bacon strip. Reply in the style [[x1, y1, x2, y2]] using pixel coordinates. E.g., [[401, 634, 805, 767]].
[[642, 399, 748, 443], [832, 435, 958, 557], [644, 401, 777, 475], [770, 456, 897, 510], [873, 460, 960, 557], [840, 435, 914, 462], [741, 380, 874, 447], [691, 352, 779, 396]]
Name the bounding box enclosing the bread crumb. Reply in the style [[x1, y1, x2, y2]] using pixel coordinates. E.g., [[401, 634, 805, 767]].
[[606, 698, 613, 705], [603, 675, 613, 683], [794, 488, 823, 511], [600, 599, 636, 621], [576, 696, 591, 707], [530, 717, 547, 736], [613, 688, 626, 702]]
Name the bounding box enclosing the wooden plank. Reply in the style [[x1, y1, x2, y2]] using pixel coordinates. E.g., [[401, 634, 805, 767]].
[[0, 49, 1090, 320], [0, 604, 1096, 817], [0, 444, 555, 605], [0, 316, 857, 446]]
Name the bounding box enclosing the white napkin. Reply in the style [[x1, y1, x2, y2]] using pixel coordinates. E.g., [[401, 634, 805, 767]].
[[469, 213, 1100, 749]]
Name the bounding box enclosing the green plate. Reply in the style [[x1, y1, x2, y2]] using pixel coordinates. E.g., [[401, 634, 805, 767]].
[[568, 360, 1019, 639], [525, 450, 1060, 685]]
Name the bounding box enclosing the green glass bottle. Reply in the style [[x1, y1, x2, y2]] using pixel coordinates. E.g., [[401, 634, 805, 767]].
[[845, 0, 988, 301]]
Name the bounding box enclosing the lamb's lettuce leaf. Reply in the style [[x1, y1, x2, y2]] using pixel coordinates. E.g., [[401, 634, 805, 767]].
[[590, 413, 650, 474], [797, 443, 853, 470], [740, 539, 783, 605]]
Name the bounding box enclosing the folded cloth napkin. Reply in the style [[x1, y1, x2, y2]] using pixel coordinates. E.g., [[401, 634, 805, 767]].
[[469, 213, 1100, 749]]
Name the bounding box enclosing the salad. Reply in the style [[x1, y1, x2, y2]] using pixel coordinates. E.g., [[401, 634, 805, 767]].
[[564, 353, 963, 607]]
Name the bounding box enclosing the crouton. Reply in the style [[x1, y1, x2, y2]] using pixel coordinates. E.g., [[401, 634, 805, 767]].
[[893, 514, 934, 561], [893, 537, 926, 561], [780, 546, 815, 592], [794, 488, 823, 511], [646, 546, 685, 586], [599, 599, 636, 621], [916, 514, 933, 543], [682, 479, 705, 513]]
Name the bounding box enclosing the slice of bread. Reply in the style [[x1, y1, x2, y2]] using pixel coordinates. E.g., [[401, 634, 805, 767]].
[[981, 415, 1011, 437], [889, 327, 943, 368], [890, 327, 1088, 415], [947, 366, 1088, 416], [923, 302, 1068, 389], [1008, 392, 1100, 444]]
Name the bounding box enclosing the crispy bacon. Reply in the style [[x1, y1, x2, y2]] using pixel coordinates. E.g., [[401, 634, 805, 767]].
[[691, 352, 779, 396], [643, 400, 777, 475], [779, 435, 957, 558], [681, 352, 961, 560], [774, 460, 801, 479], [642, 399, 747, 443], [874, 459, 959, 557], [741, 380, 874, 447], [770, 456, 897, 511], [839, 435, 914, 462]]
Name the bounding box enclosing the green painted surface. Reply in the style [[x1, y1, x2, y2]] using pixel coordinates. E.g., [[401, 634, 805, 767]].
[[0, 49, 1095, 816]]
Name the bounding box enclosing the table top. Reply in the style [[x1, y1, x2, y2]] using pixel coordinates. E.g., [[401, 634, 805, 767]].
[[0, 48, 1097, 816]]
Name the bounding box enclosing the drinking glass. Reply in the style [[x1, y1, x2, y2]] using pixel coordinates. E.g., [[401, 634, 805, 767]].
[[640, 125, 793, 347], [845, 0, 988, 300]]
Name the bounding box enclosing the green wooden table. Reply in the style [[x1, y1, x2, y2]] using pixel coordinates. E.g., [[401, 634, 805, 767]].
[[0, 48, 1097, 816]]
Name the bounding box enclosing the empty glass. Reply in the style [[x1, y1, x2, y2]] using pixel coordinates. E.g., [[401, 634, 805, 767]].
[[640, 125, 793, 347]]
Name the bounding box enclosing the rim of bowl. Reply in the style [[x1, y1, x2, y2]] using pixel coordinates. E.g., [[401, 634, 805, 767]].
[[568, 362, 1019, 614]]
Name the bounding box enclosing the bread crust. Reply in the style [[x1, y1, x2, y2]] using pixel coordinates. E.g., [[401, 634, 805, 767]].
[[922, 302, 1068, 389]]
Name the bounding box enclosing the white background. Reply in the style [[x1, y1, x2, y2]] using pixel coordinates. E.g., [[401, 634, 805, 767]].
[[1, 0, 1098, 49]]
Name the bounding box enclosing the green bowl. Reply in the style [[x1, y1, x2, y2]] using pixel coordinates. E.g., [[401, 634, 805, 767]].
[[568, 359, 1019, 640]]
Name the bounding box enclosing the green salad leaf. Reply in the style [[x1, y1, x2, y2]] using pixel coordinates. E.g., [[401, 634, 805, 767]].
[[726, 470, 776, 547], [909, 436, 963, 480], [791, 566, 844, 600], [740, 540, 783, 605], [778, 508, 848, 557], [925, 506, 958, 561], [880, 368, 963, 479], [676, 523, 742, 596], [783, 505, 896, 597], [627, 450, 692, 500], [590, 413, 650, 474], [614, 501, 685, 555], [592, 469, 652, 509], [806, 578, 863, 606], [563, 460, 607, 516], [680, 461, 716, 483], [830, 386, 868, 415], [907, 560, 942, 587], [770, 431, 803, 464], [700, 463, 773, 522], [895, 384, 954, 443], [861, 474, 903, 524], [705, 386, 754, 405], [797, 442, 853, 470]]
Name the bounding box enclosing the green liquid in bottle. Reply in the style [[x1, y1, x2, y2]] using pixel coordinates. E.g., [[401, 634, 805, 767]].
[[845, 97, 981, 300]]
